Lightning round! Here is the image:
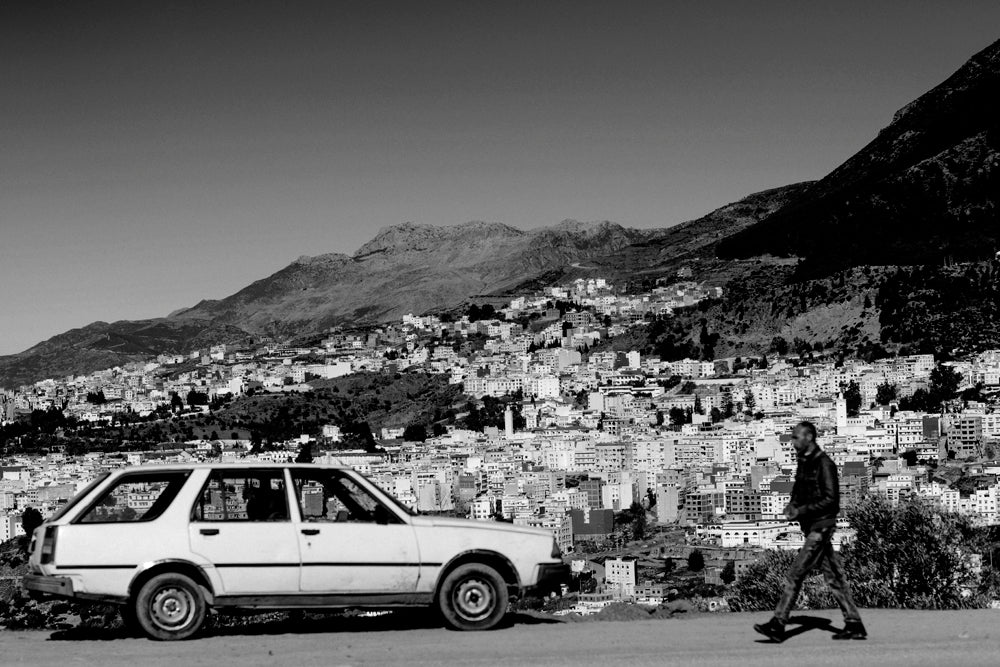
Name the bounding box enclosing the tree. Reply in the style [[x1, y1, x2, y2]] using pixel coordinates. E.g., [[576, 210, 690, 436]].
[[899, 388, 931, 412], [720, 560, 737, 585], [929, 365, 963, 406], [668, 407, 688, 426], [843, 381, 862, 417], [186, 390, 209, 407], [402, 423, 427, 442], [693, 395, 704, 415], [876, 382, 898, 406], [663, 557, 675, 575], [629, 501, 647, 541], [170, 392, 184, 412], [742, 390, 756, 412], [21, 507, 43, 540], [687, 549, 705, 572], [722, 393, 735, 418], [295, 442, 313, 463], [770, 336, 789, 356], [86, 390, 106, 405], [961, 383, 986, 403]]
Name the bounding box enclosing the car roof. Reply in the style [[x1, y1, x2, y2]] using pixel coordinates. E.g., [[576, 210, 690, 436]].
[[109, 462, 353, 474]]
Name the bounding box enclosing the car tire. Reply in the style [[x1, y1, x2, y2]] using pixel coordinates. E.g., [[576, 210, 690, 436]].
[[134, 572, 208, 640], [437, 563, 509, 631]]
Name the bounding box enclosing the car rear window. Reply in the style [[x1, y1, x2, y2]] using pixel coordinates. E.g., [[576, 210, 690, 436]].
[[76, 471, 191, 523]]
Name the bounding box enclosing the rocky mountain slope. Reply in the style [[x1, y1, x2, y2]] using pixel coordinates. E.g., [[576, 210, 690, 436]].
[[583, 183, 812, 279], [171, 220, 662, 334], [667, 37, 1000, 360], [718, 38, 1000, 277]]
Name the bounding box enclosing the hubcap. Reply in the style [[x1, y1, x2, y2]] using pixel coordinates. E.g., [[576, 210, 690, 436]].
[[150, 586, 196, 630], [453, 577, 495, 621]]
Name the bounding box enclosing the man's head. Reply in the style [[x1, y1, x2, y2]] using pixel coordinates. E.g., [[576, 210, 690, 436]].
[[792, 421, 818, 456]]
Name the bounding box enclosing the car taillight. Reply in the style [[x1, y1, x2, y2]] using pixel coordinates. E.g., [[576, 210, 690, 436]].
[[40, 526, 58, 565]]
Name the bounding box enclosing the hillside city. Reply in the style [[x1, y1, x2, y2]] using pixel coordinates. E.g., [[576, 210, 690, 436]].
[[3, 272, 999, 612]]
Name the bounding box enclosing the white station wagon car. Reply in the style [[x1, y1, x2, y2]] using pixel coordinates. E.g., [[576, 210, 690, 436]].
[[23, 463, 568, 640]]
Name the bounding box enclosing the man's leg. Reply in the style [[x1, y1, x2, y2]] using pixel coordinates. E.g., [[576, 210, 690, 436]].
[[819, 535, 866, 638], [755, 529, 825, 640], [773, 530, 826, 623]]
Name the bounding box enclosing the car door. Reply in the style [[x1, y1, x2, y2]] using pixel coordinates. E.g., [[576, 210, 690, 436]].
[[289, 468, 421, 594], [188, 468, 301, 595]]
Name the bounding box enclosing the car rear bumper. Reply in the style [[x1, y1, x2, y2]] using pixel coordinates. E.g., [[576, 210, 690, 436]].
[[22, 573, 127, 604], [526, 562, 570, 595], [22, 573, 75, 599]]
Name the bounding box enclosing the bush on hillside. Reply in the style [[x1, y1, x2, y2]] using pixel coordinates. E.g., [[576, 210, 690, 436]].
[[730, 494, 990, 612], [729, 550, 836, 612]]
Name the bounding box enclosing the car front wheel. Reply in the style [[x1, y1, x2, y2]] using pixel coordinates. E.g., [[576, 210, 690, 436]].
[[437, 563, 509, 631], [134, 572, 207, 640]]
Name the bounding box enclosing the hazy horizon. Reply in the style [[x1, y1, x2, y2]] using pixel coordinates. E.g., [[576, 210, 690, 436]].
[[3, 1, 1000, 355]]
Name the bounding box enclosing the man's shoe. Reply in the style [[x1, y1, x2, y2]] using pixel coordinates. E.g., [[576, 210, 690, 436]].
[[753, 618, 786, 642], [832, 621, 867, 640]]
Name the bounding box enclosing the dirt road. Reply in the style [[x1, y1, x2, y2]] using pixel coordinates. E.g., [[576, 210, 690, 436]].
[[2, 609, 999, 667]]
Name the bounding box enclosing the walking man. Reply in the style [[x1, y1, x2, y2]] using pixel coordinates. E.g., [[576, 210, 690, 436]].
[[754, 421, 867, 642]]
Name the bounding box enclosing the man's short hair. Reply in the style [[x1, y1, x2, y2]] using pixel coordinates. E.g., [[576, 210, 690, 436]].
[[796, 421, 817, 441]]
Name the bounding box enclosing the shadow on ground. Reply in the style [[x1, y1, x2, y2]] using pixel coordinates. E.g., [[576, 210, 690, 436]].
[[754, 615, 838, 644], [47, 610, 562, 641]]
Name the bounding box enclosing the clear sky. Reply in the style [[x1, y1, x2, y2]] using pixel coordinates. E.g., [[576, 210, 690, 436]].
[[2, 1, 999, 355]]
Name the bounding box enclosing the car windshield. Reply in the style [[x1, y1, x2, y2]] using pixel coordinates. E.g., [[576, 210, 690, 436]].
[[49, 472, 111, 522]]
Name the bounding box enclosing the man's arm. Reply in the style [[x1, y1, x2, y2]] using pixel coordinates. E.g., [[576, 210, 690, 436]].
[[796, 457, 839, 517]]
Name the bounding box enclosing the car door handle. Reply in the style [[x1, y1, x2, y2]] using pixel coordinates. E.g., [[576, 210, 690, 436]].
[[301, 528, 320, 535], [200, 528, 220, 536]]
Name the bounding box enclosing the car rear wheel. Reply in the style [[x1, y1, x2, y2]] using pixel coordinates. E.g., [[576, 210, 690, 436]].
[[437, 563, 508, 631], [134, 572, 207, 640]]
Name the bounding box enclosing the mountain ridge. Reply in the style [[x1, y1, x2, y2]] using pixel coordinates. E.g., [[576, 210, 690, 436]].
[[0, 198, 796, 388]]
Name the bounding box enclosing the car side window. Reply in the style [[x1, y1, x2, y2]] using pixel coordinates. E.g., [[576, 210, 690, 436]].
[[192, 469, 289, 522], [291, 470, 395, 524], [76, 471, 190, 523]]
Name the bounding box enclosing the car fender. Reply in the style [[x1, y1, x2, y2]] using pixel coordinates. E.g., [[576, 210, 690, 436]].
[[129, 558, 218, 604]]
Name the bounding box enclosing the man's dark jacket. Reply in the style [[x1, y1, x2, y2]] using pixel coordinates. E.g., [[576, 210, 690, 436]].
[[791, 447, 840, 531]]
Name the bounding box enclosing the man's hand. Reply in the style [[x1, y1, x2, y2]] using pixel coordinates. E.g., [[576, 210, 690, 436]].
[[783, 503, 800, 520]]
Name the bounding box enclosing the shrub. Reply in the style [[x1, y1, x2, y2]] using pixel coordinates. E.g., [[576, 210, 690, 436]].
[[730, 494, 988, 612], [729, 550, 836, 611], [842, 494, 985, 609]]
